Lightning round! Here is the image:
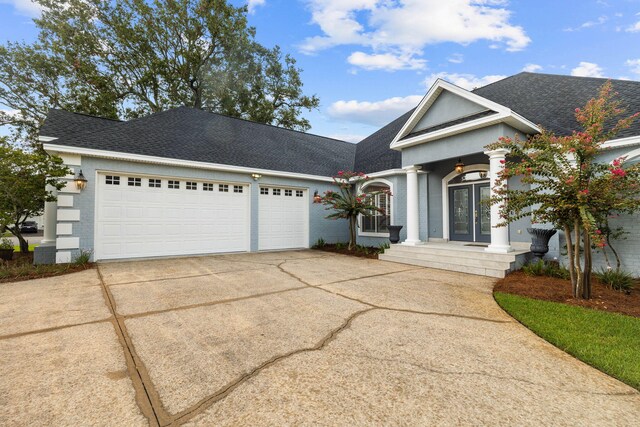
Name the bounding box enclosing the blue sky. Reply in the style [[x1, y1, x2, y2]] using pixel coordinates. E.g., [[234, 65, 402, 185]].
[[2, 0, 640, 142]]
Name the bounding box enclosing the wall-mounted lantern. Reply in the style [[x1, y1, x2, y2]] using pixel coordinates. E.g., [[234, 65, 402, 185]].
[[75, 170, 88, 190], [313, 190, 322, 203], [251, 173, 262, 181], [454, 158, 465, 174]]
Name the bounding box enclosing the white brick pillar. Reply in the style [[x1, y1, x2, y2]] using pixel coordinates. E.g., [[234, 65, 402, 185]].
[[484, 149, 512, 253], [403, 165, 422, 245], [41, 184, 57, 244]]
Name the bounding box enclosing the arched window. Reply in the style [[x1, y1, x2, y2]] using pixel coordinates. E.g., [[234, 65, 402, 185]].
[[360, 181, 392, 235]]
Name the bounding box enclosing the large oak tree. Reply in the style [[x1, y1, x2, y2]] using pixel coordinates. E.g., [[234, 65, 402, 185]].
[[0, 0, 319, 144]]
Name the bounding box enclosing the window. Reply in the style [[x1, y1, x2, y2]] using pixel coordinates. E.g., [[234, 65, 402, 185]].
[[186, 182, 197, 190], [296, 190, 304, 197], [128, 177, 141, 187], [361, 184, 391, 234], [260, 187, 269, 195], [284, 189, 292, 197], [203, 183, 214, 191], [219, 184, 229, 192], [168, 180, 180, 189], [233, 185, 243, 193], [106, 175, 120, 185], [149, 179, 161, 188], [272, 188, 281, 195]]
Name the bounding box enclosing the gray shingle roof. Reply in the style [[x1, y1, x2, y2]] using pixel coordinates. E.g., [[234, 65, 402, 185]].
[[47, 106, 356, 177], [353, 110, 414, 173], [473, 72, 640, 137], [40, 109, 121, 139]]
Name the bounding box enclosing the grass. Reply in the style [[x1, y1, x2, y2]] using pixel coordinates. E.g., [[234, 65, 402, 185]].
[[13, 244, 38, 252], [495, 292, 640, 391]]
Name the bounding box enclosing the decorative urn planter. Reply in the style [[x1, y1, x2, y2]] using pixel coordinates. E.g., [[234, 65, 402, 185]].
[[527, 228, 557, 260], [387, 225, 403, 244], [0, 248, 14, 261]]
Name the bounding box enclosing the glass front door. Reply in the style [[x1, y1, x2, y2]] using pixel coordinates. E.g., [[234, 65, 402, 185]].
[[448, 182, 491, 243]]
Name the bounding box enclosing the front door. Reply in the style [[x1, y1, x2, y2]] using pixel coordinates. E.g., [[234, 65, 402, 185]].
[[448, 183, 491, 243]]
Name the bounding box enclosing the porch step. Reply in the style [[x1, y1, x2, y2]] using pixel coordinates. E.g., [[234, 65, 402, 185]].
[[379, 243, 530, 278]]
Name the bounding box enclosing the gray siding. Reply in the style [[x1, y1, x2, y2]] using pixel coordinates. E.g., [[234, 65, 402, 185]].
[[413, 90, 486, 132]]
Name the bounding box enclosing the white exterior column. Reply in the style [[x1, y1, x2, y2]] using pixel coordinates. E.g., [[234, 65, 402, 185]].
[[403, 165, 422, 245], [484, 149, 512, 253], [41, 184, 57, 244]]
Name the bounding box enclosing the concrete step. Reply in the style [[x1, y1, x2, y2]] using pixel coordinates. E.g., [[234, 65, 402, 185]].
[[388, 243, 521, 262], [382, 247, 512, 270], [379, 254, 507, 278]]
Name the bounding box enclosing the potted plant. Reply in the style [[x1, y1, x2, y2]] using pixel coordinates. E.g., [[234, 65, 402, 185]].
[[0, 237, 14, 261]]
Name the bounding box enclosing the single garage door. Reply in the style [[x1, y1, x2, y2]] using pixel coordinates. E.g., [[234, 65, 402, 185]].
[[95, 173, 250, 260], [258, 186, 308, 250]]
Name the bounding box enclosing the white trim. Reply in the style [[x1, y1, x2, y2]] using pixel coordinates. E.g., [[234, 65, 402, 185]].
[[442, 164, 490, 241], [43, 143, 336, 183], [357, 178, 394, 238], [39, 136, 58, 142], [390, 79, 539, 151], [601, 135, 640, 150], [622, 147, 640, 161], [365, 169, 405, 179]]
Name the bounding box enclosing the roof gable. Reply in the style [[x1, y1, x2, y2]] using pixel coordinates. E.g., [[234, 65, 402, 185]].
[[390, 79, 539, 150]]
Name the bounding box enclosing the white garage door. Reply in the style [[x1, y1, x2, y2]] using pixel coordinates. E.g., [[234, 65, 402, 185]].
[[258, 186, 309, 250], [95, 173, 250, 260]]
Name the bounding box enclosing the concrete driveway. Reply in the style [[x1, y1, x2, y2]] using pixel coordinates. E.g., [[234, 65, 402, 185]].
[[1, 250, 639, 426]]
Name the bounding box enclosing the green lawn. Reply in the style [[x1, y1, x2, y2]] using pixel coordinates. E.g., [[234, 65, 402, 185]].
[[494, 292, 640, 391], [13, 244, 38, 252]]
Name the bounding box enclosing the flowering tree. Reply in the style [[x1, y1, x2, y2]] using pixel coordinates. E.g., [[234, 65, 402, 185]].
[[318, 171, 391, 250], [485, 82, 640, 299]]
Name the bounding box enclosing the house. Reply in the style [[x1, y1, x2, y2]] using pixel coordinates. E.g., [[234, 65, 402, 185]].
[[36, 72, 640, 277]]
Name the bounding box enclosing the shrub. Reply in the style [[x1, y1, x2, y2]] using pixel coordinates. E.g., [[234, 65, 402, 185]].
[[522, 259, 570, 280], [73, 249, 92, 266], [0, 237, 13, 250], [378, 242, 390, 254], [335, 242, 345, 250], [595, 268, 635, 292], [312, 238, 326, 249]]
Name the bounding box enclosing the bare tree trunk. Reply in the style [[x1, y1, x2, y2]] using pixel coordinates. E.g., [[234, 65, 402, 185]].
[[606, 233, 622, 270], [348, 216, 357, 251], [573, 222, 583, 299], [564, 224, 576, 291], [582, 229, 592, 299]]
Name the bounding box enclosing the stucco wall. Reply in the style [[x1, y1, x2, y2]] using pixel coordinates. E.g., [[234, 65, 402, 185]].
[[61, 156, 350, 261]]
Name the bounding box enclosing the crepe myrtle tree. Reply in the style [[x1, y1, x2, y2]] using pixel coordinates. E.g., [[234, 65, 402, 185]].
[[0, 139, 69, 253], [485, 82, 640, 299], [319, 171, 391, 251]]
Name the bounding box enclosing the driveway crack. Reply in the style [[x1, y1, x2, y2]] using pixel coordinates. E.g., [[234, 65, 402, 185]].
[[168, 307, 375, 426]]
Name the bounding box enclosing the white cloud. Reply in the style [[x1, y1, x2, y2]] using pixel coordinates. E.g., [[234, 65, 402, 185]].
[[0, 0, 41, 17], [570, 61, 604, 77], [522, 63, 542, 72], [564, 15, 608, 31], [299, 0, 530, 70], [626, 21, 640, 32], [328, 95, 423, 126], [247, 0, 265, 14], [347, 51, 426, 71], [447, 53, 464, 64], [423, 72, 506, 90], [625, 59, 640, 76]]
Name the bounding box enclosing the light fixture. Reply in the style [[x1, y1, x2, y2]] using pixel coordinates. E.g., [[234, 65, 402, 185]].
[[313, 190, 322, 204], [454, 158, 465, 174], [479, 171, 488, 179], [251, 173, 262, 181], [74, 169, 88, 190]]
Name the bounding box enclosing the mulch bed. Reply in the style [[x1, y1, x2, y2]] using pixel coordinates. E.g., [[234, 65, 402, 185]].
[[0, 252, 94, 284], [313, 244, 380, 259], [495, 271, 640, 318]]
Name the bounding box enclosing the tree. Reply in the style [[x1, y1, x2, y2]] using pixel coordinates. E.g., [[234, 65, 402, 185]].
[[0, 0, 319, 145], [486, 82, 640, 299], [0, 139, 69, 253], [318, 171, 391, 250]]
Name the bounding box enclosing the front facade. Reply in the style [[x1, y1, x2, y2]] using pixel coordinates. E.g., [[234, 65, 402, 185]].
[[37, 72, 640, 276]]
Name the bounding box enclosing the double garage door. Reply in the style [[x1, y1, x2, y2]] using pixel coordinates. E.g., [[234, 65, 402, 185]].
[[95, 173, 308, 260]]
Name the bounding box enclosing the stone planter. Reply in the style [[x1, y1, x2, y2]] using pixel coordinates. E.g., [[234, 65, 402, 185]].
[[387, 225, 403, 244], [527, 228, 557, 260], [0, 248, 14, 261]]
